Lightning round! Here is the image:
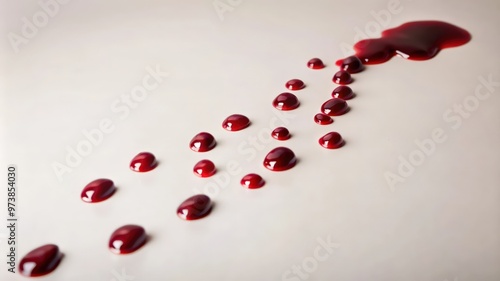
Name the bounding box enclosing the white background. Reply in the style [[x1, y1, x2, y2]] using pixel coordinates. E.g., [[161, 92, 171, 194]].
[[1, 0, 499, 280]]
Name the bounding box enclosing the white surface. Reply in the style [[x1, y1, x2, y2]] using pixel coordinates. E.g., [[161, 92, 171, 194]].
[[1, 0, 500, 280]]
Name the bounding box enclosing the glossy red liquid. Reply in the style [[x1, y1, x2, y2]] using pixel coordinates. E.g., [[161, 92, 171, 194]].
[[285, 79, 305, 90], [332, 70, 352, 85], [109, 225, 146, 254], [319, 132, 345, 149], [336, 56, 364, 73], [222, 114, 250, 131], [307, 58, 325, 69], [263, 147, 297, 171], [272, 127, 291, 140], [193, 159, 216, 178], [341, 21, 471, 65], [190, 132, 216, 152], [129, 152, 157, 172], [177, 194, 212, 220], [81, 179, 116, 203], [241, 174, 265, 189], [19, 244, 62, 277], [321, 98, 349, 116], [314, 113, 333, 125], [272, 93, 300, 111], [332, 86, 354, 100]]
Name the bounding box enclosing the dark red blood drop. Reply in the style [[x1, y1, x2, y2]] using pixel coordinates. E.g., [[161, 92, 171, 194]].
[[109, 225, 147, 254], [307, 58, 325, 69], [314, 113, 333, 125], [130, 152, 157, 172], [190, 132, 216, 152], [331, 86, 354, 100], [222, 114, 250, 131], [177, 194, 212, 220], [241, 174, 265, 189], [321, 98, 349, 116], [336, 56, 364, 73], [19, 244, 63, 277], [319, 132, 345, 149], [332, 70, 352, 85], [285, 79, 305, 90], [263, 147, 297, 171], [81, 178, 116, 203], [272, 93, 300, 111], [272, 127, 291, 140], [193, 159, 216, 178], [342, 21, 471, 65]]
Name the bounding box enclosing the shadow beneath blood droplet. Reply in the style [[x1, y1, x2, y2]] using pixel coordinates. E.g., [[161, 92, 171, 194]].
[[293, 158, 300, 167], [207, 202, 215, 216], [58, 253, 65, 265], [145, 234, 153, 244]]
